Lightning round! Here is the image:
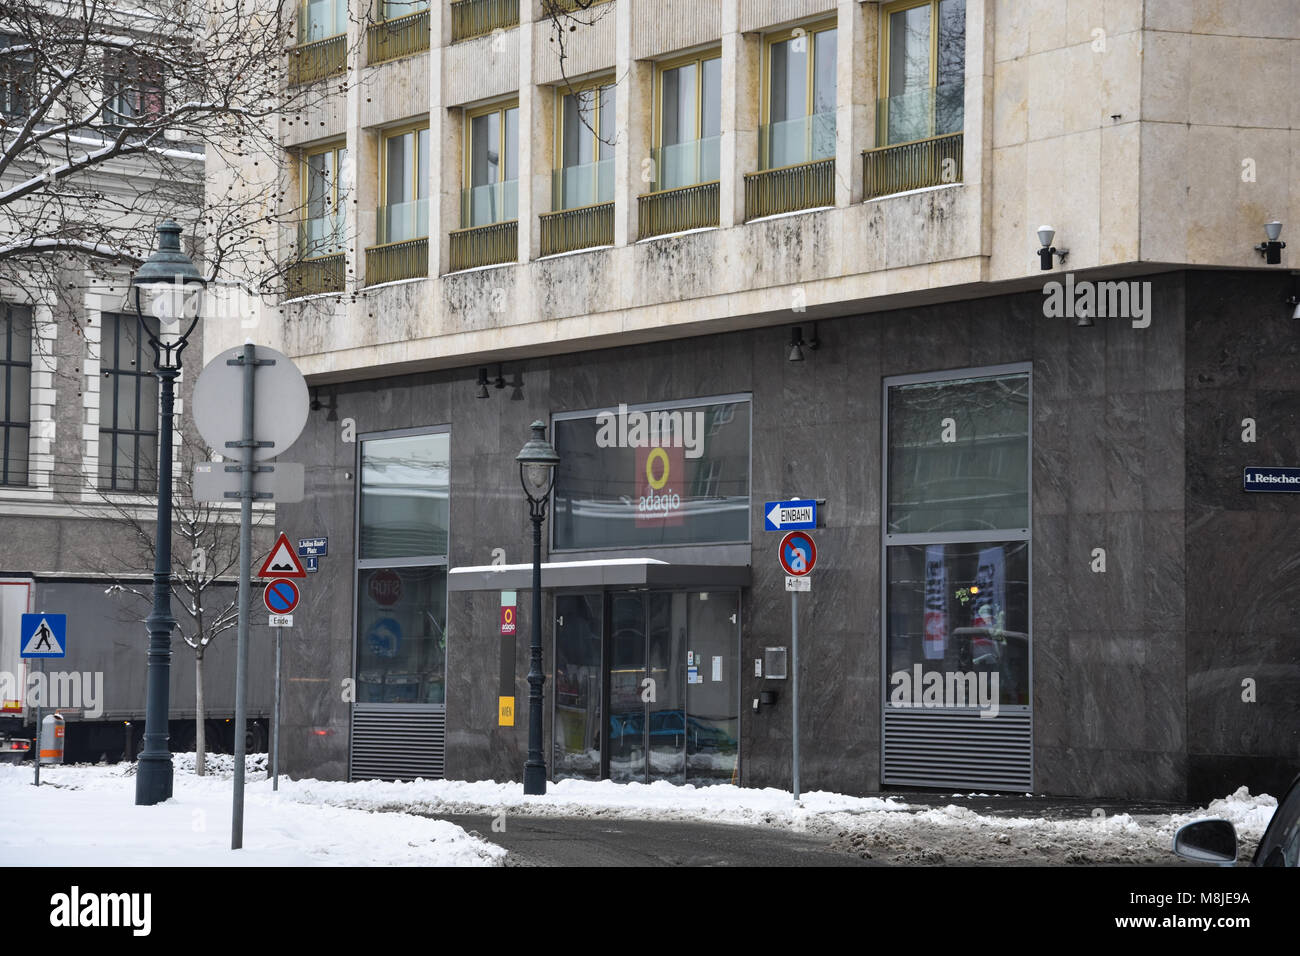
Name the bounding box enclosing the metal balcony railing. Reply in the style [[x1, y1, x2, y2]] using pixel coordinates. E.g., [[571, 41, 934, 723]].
[[743, 158, 835, 221], [365, 237, 428, 285], [451, 0, 519, 41], [543, 0, 613, 15], [539, 202, 614, 257], [367, 9, 430, 64], [862, 132, 964, 199], [288, 34, 347, 86], [288, 255, 346, 297], [449, 219, 518, 271], [638, 182, 720, 239]]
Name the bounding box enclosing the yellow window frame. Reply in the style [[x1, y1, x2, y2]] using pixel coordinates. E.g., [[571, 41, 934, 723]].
[[298, 0, 348, 44], [553, 75, 616, 209], [463, 98, 520, 226], [760, 18, 837, 170], [378, 121, 430, 243], [378, 0, 429, 22], [879, 0, 963, 145], [651, 48, 722, 192], [299, 141, 347, 259]]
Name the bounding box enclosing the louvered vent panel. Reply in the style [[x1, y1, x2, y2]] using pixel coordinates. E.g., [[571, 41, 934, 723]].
[[882, 710, 1032, 792], [350, 708, 446, 781]]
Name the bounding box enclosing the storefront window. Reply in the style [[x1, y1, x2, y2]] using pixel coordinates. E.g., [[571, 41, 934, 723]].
[[552, 398, 751, 550], [884, 366, 1030, 716], [356, 430, 449, 705]]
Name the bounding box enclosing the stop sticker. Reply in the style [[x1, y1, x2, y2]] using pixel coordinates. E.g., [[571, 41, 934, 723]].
[[368, 569, 402, 606]]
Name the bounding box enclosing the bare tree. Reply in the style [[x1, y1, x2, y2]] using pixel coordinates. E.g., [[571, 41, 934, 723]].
[[540, 0, 619, 147], [83, 430, 272, 775], [0, 0, 363, 312]]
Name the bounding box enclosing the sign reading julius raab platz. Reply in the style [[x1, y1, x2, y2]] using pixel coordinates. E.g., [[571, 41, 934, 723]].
[[1243, 467, 1300, 493]]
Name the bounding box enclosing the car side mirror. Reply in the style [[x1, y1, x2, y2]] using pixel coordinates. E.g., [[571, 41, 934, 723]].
[[1172, 819, 1239, 865]]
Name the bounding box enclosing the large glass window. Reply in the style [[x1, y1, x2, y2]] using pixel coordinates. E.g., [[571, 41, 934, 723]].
[[379, 125, 429, 243], [103, 51, 164, 126], [98, 315, 159, 493], [464, 102, 519, 227], [301, 143, 348, 257], [884, 367, 1030, 715], [552, 398, 751, 551], [0, 304, 31, 486], [356, 430, 449, 705], [0, 35, 35, 119], [881, 0, 965, 145], [654, 53, 721, 192], [556, 81, 614, 210], [300, 0, 347, 42], [381, 0, 428, 19], [763, 23, 837, 169]]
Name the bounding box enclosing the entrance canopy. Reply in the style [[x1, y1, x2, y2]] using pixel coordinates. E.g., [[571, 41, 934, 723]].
[[448, 557, 750, 591]]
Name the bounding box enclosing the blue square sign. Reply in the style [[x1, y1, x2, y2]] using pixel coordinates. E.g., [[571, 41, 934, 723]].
[[20, 613, 67, 658]]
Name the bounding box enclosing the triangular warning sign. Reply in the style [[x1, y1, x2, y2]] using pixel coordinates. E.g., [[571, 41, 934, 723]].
[[21, 616, 65, 656], [258, 532, 307, 578]]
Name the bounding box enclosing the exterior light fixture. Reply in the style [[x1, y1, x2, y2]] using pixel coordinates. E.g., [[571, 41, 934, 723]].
[[788, 324, 818, 362], [1037, 226, 1068, 271], [124, 220, 206, 808], [515, 421, 560, 796], [1256, 221, 1286, 265], [493, 363, 506, 390], [476, 367, 490, 399]]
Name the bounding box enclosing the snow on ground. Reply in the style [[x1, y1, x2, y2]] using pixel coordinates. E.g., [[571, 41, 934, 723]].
[[0, 756, 1280, 866], [0, 756, 505, 867]]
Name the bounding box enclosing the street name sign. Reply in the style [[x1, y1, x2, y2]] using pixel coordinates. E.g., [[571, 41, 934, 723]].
[[1244, 467, 1300, 492]]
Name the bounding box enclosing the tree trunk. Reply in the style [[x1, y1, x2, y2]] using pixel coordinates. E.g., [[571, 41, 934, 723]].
[[195, 651, 206, 776]]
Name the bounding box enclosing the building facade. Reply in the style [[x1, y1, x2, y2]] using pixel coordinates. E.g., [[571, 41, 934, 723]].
[[215, 0, 1300, 801]]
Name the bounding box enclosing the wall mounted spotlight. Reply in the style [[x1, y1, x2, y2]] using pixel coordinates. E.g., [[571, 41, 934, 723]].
[[476, 367, 490, 399], [1037, 226, 1068, 270], [1256, 221, 1286, 265], [1287, 273, 1300, 319], [509, 369, 525, 401], [788, 324, 819, 362], [493, 363, 506, 390], [310, 388, 339, 420]]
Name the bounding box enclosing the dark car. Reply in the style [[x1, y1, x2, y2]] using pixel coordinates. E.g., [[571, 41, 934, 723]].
[[1173, 773, 1300, 866]]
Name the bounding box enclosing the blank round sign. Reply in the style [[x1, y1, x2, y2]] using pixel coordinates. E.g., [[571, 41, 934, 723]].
[[192, 345, 309, 460]]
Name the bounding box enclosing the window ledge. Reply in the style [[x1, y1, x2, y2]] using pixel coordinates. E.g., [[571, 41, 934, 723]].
[[864, 182, 963, 204], [745, 205, 835, 225]]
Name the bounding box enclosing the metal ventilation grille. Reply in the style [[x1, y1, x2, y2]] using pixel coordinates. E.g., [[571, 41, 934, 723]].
[[882, 710, 1032, 792], [350, 707, 446, 781]]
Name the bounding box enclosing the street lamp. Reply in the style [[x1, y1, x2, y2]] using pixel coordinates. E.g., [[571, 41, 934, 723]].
[[515, 420, 559, 796], [125, 220, 205, 806]]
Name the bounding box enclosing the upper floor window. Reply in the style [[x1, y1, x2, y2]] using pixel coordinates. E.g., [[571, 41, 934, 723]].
[[379, 124, 429, 243], [0, 34, 35, 120], [99, 314, 159, 494], [0, 304, 31, 487], [103, 51, 164, 127], [300, 0, 348, 43], [880, 0, 965, 145], [380, 0, 428, 19], [301, 142, 348, 257], [762, 22, 836, 170], [464, 102, 518, 227], [556, 80, 614, 210], [653, 52, 721, 192]]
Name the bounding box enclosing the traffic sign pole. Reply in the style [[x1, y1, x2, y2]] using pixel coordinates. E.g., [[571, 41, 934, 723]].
[[33, 660, 43, 788], [792, 591, 799, 802], [273, 627, 282, 792], [776, 530, 816, 803]]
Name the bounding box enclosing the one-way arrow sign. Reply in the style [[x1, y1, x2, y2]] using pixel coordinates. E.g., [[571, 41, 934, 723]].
[[764, 499, 817, 532]]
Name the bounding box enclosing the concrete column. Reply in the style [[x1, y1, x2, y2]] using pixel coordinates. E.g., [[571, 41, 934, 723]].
[[430, 5, 453, 277], [836, 0, 873, 206], [720, 0, 759, 228], [613, 0, 652, 245], [517, 0, 540, 262]]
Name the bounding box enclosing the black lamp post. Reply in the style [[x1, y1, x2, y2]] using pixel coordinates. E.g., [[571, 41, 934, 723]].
[[125, 220, 205, 806], [516, 420, 559, 795]]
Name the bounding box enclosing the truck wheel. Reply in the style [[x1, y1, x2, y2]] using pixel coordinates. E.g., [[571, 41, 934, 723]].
[[245, 722, 266, 754]]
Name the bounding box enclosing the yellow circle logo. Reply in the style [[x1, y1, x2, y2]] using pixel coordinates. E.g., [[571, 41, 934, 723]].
[[645, 447, 670, 490]]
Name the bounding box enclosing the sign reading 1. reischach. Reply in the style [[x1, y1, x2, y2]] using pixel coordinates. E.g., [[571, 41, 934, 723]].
[[1244, 467, 1300, 492]]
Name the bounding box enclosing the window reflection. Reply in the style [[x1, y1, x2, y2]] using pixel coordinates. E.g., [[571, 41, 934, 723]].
[[359, 432, 449, 559]]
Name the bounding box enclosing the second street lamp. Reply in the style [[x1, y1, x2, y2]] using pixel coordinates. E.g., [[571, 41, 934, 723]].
[[516, 420, 560, 796], [124, 220, 205, 806]]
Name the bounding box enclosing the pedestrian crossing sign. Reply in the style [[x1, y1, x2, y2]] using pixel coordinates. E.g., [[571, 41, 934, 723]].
[[20, 614, 67, 658]]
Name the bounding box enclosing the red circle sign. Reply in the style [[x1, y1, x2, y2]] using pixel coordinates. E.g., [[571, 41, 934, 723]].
[[368, 569, 402, 606], [263, 578, 300, 614], [778, 531, 817, 576]]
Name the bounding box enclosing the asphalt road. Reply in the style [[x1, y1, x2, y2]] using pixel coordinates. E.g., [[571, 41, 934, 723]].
[[437, 813, 879, 867]]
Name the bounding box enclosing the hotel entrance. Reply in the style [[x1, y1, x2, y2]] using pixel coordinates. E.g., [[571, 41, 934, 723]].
[[553, 589, 741, 786]]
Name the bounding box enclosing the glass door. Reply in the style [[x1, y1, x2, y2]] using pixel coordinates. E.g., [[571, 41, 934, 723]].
[[553, 593, 603, 781], [685, 592, 740, 785]]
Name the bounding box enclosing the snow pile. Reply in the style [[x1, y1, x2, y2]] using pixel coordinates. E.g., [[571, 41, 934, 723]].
[[276, 775, 911, 827], [1165, 786, 1278, 840], [0, 762, 504, 867]]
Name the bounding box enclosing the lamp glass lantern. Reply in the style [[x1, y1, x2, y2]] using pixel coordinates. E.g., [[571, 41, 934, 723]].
[[516, 421, 560, 502], [121, 220, 205, 369]]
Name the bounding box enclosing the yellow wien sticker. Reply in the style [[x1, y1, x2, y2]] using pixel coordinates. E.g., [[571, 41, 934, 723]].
[[498, 696, 515, 727]]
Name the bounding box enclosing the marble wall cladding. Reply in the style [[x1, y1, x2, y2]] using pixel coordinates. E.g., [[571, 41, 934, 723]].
[[1184, 270, 1300, 800], [274, 270, 1299, 802]]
